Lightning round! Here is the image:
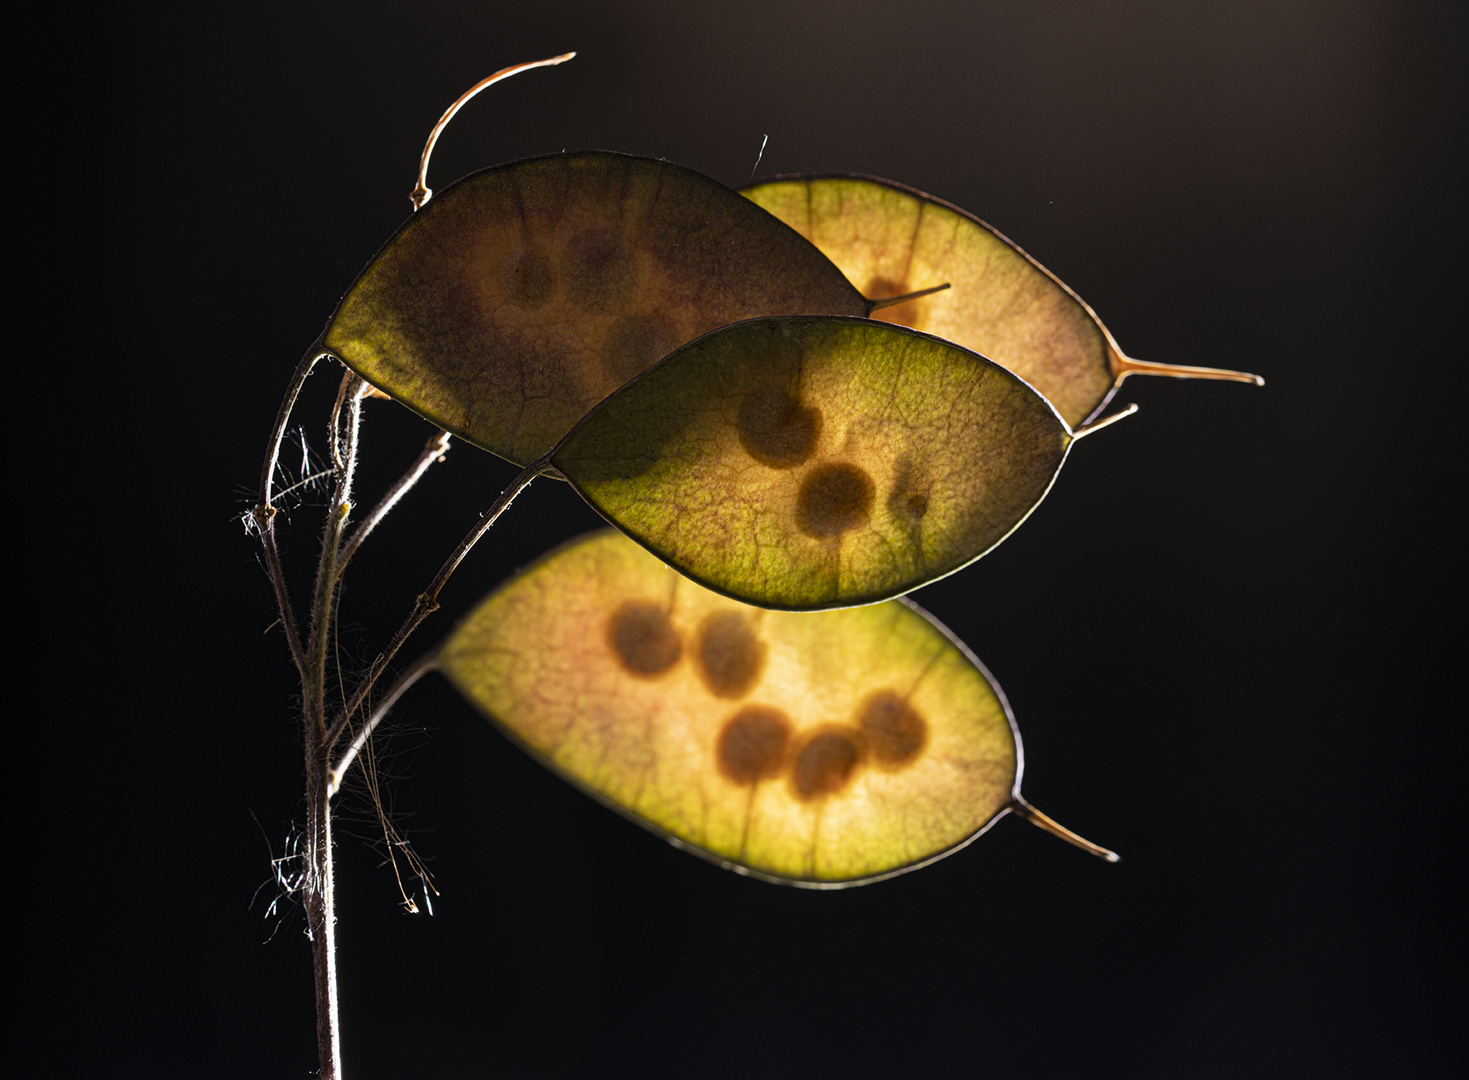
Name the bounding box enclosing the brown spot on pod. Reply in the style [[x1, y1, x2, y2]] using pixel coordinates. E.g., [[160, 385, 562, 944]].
[[791, 727, 866, 800], [737, 385, 821, 468], [857, 690, 929, 769], [696, 611, 769, 699], [716, 705, 793, 786], [563, 229, 637, 314], [796, 462, 875, 539], [607, 600, 681, 677]]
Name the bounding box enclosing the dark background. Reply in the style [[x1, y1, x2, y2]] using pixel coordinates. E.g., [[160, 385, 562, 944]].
[[22, 1, 1461, 1075]]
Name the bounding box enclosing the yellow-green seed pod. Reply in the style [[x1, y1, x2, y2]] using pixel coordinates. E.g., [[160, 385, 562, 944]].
[[744, 175, 1261, 427], [551, 316, 1073, 610], [437, 530, 1111, 886]]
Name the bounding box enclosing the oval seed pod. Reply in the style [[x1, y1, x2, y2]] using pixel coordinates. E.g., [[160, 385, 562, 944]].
[[743, 175, 1262, 428], [436, 530, 1112, 885], [323, 152, 869, 464], [550, 315, 1085, 611]]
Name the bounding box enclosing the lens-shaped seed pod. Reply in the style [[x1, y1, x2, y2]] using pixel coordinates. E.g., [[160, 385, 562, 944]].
[[435, 530, 1113, 885], [323, 153, 869, 465], [551, 316, 1081, 610], [744, 175, 1261, 428]]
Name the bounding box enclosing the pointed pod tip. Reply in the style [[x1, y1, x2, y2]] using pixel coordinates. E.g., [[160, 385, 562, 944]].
[[1012, 800, 1118, 862], [866, 281, 952, 312], [414, 52, 581, 211], [1115, 354, 1265, 388], [1071, 402, 1139, 440]]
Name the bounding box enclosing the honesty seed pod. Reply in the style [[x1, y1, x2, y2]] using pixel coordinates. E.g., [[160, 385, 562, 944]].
[[744, 175, 1262, 427], [548, 315, 1130, 610], [311, 62, 970, 467], [431, 530, 1114, 885]]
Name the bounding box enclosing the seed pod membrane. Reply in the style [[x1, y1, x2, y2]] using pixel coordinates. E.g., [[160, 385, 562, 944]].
[[438, 530, 1022, 885], [551, 316, 1071, 610], [744, 175, 1261, 427], [324, 152, 868, 464]]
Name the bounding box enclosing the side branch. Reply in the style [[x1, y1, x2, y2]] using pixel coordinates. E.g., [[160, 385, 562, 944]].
[[253, 343, 327, 676], [325, 454, 551, 751], [259, 342, 326, 507], [304, 372, 367, 738], [328, 649, 438, 798], [337, 429, 452, 573]]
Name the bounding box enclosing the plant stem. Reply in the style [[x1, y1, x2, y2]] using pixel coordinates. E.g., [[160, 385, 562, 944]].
[[304, 717, 342, 1079], [259, 342, 326, 506], [328, 648, 437, 798], [325, 453, 549, 750], [252, 342, 325, 678], [337, 429, 452, 573], [254, 353, 535, 1076], [299, 368, 365, 1080], [307, 373, 365, 733]]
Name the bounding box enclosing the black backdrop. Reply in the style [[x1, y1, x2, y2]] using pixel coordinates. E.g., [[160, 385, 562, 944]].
[[21, 1, 1461, 1076]]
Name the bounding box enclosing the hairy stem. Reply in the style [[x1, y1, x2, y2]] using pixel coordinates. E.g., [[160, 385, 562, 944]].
[[304, 722, 342, 1079], [325, 453, 550, 751], [328, 649, 438, 799], [300, 367, 366, 1080], [259, 342, 326, 507], [253, 343, 325, 677], [337, 429, 452, 573], [306, 372, 366, 739]]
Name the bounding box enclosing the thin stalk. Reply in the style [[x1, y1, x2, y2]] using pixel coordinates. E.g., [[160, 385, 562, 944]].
[[304, 720, 342, 1079], [305, 372, 366, 737], [1112, 352, 1265, 386], [253, 343, 325, 677], [296, 369, 367, 1080], [325, 453, 550, 751], [328, 648, 438, 798], [337, 429, 452, 573], [409, 53, 576, 209], [1071, 401, 1139, 440], [1010, 798, 1119, 862], [866, 281, 950, 312], [259, 342, 326, 507]]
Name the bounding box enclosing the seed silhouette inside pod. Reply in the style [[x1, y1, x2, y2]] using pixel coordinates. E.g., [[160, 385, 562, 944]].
[[551, 316, 1073, 610], [323, 152, 869, 465], [436, 530, 1113, 885]]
